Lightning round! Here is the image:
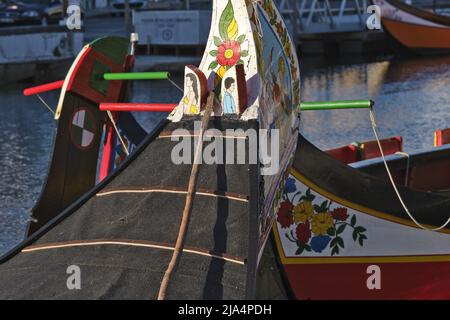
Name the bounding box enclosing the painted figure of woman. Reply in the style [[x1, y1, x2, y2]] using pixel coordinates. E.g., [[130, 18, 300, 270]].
[[223, 77, 237, 114], [182, 73, 199, 114]]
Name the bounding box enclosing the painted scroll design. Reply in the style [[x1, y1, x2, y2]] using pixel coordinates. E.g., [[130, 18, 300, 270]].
[[258, 0, 300, 108]]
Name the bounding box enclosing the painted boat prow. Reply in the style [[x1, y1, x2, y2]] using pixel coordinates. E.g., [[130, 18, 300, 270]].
[[170, 0, 301, 263]]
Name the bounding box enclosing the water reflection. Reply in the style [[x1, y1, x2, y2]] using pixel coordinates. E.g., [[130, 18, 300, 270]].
[[300, 56, 450, 151]]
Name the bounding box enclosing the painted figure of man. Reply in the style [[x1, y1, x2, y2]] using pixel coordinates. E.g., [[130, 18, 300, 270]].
[[223, 77, 237, 114]]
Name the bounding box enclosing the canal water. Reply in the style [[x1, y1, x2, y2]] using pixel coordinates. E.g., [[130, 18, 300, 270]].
[[1, 55, 450, 255]]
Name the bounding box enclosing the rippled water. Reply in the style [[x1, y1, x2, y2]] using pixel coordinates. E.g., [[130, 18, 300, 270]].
[[1, 55, 450, 255], [300, 55, 450, 151]]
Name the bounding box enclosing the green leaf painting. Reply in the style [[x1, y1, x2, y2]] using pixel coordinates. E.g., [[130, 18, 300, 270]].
[[219, 0, 234, 40]]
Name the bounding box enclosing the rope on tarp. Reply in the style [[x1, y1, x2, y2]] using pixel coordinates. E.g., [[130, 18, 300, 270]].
[[369, 108, 450, 232], [96, 187, 249, 202], [21, 239, 245, 265], [157, 91, 215, 300]]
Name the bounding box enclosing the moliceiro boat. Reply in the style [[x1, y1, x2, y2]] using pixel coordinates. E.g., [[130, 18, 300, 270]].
[[0, 0, 299, 299], [0, 0, 449, 300], [373, 0, 450, 52]]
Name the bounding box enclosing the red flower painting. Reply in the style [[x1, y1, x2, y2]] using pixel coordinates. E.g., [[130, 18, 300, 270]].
[[277, 200, 294, 228], [217, 40, 241, 67], [331, 207, 349, 221], [296, 221, 311, 244]]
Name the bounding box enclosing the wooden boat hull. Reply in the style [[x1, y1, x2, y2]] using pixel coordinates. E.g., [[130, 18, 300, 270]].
[[273, 135, 450, 299], [282, 261, 450, 299], [383, 18, 450, 50], [374, 0, 450, 51]]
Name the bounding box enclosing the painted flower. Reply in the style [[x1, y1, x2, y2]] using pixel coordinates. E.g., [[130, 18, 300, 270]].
[[296, 221, 311, 244], [311, 212, 333, 235], [293, 201, 314, 223], [277, 200, 294, 228], [331, 207, 349, 221], [284, 177, 296, 193], [217, 40, 241, 67], [310, 235, 331, 253]]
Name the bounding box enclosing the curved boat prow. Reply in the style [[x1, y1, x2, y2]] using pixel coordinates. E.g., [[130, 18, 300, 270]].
[[28, 37, 131, 236]]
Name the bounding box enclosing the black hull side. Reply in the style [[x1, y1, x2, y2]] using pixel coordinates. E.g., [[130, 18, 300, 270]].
[[293, 134, 450, 228]]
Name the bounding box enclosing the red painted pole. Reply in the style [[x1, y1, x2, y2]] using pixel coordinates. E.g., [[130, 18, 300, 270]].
[[23, 80, 65, 96], [99, 120, 116, 182], [99, 103, 177, 112]]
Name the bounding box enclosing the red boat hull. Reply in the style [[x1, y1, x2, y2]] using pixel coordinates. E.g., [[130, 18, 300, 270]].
[[383, 18, 450, 50], [283, 261, 450, 300]]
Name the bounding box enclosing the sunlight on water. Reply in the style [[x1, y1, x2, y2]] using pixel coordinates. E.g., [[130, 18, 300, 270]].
[[300, 56, 450, 151]]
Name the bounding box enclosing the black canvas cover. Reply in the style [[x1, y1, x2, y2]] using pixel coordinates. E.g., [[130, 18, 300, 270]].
[[0, 118, 271, 300]]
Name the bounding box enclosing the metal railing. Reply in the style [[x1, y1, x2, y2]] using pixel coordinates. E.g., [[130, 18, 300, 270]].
[[275, 0, 368, 32]]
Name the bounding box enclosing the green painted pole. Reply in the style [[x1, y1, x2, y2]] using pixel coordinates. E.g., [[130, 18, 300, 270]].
[[300, 100, 373, 111], [103, 72, 170, 81]]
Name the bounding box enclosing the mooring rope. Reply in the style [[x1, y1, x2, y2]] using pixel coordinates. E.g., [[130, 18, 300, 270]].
[[369, 108, 450, 231], [157, 91, 215, 300]]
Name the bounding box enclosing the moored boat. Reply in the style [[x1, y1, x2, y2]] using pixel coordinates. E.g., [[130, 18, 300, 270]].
[[373, 0, 450, 52]]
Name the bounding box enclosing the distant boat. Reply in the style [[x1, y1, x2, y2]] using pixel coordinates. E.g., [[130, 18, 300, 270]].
[[373, 0, 450, 52]]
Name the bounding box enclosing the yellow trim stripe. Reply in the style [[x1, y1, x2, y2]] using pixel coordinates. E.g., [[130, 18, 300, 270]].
[[290, 168, 450, 234]]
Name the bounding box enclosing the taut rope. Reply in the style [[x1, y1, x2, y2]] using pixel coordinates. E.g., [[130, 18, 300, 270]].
[[369, 108, 450, 231], [157, 91, 215, 300]]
